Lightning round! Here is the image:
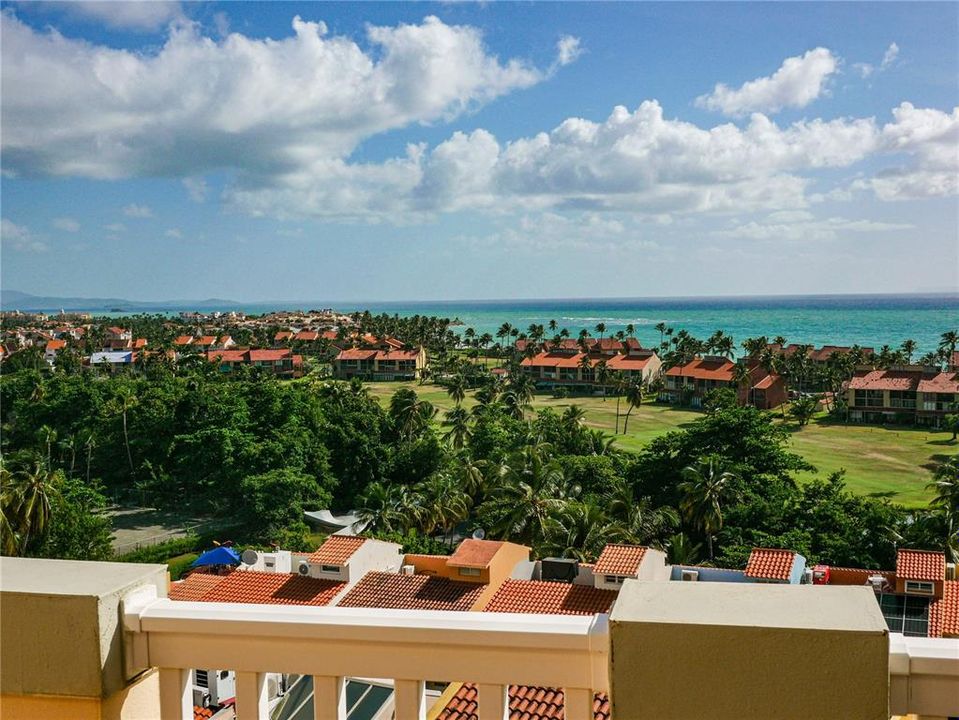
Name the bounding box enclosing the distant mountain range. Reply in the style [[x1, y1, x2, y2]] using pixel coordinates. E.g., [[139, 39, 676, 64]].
[[1, 290, 241, 312]]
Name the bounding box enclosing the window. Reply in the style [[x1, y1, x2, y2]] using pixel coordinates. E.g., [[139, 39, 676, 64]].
[[904, 580, 935, 595], [878, 594, 930, 637], [604, 575, 625, 584], [195, 670, 209, 688], [321, 565, 340, 573], [458, 567, 481, 577]]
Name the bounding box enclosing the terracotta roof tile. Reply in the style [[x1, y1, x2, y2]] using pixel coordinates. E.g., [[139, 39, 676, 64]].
[[336, 571, 485, 611], [447, 539, 504, 568], [593, 544, 647, 577], [917, 372, 959, 394], [896, 549, 946, 582], [336, 348, 378, 361], [930, 580, 959, 638], [484, 580, 617, 616], [744, 548, 796, 581], [436, 684, 610, 720], [189, 570, 344, 606], [664, 357, 735, 381], [848, 370, 921, 392], [169, 573, 225, 601], [307, 535, 366, 565]]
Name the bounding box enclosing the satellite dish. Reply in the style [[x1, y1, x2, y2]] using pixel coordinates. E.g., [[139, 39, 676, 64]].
[[472, 528, 486, 540], [240, 549, 258, 566]]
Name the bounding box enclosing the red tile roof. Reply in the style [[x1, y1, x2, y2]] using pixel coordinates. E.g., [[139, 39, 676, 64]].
[[169, 573, 225, 601], [173, 335, 194, 345], [437, 684, 610, 720], [308, 535, 366, 565], [274, 331, 293, 342], [917, 372, 959, 394], [294, 331, 319, 341], [848, 370, 921, 392], [196, 336, 217, 345], [520, 351, 595, 369], [447, 539, 504, 568], [248, 349, 293, 362], [484, 580, 617, 616], [194, 705, 214, 720], [930, 580, 959, 638], [744, 548, 797, 581], [336, 571, 485, 611], [606, 354, 653, 371], [45, 339, 66, 352], [896, 549, 946, 582], [336, 348, 378, 361], [438, 577, 614, 720], [207, 349, 247, 363], [189, 570, 344, 606], [664, 357, 735, 381], [593, 544, 647, 577]]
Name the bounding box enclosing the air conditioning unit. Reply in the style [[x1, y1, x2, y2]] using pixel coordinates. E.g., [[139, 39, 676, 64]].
[[400, 565, 415, 575], [680, 569, 699, 582], [802, 569, 813, 585], [541, 558, 579, 583], [297, 560, 311, 576]]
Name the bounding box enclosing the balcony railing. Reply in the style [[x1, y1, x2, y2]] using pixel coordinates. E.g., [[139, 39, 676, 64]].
[[123, 586, 609, 720]]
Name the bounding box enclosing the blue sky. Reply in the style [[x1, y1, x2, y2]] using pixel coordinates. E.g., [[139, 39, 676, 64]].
[[2, 1, 957, 302]]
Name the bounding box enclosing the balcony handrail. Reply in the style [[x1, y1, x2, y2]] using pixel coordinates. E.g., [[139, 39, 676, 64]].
[[123, 589, 610, 719], [888, 633, 959, 718]]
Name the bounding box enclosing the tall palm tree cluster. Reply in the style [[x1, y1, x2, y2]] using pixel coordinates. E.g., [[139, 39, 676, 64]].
[[354, 371, 738, 563], [1, 461, 59, 556]]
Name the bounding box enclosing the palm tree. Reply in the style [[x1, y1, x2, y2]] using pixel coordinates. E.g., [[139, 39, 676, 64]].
[[625, 323, 635, 337], [483, 445, 577, 547], [548, 319, 558, 333], [577, 354, 593, 385], [900, 339, 917, 364], [605, 479, 678, 545], [595, 360, 610, 399], [542, 500, 610, 560], [110, 389, 138, 476], [595, 323, 606, 341], [940, 331, 958, 365], [38, 425, 57, 469], [732, 363, 752, 406], [356, 482, 403, 534], [655, 323, 668, 347], [389, 388, 437, 440], [562, 405, 587, 433], [621, 382, 646, 434], [678, 456, 738, 559], [5, 462, 60, 553], [665, 532, 703, 566], [928, 456, 959, 519], [442, 406, 472, 449], [445, 374, 467, 406]]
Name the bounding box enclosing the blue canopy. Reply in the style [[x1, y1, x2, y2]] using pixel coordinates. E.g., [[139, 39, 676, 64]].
[[191, 546, 241, 567]]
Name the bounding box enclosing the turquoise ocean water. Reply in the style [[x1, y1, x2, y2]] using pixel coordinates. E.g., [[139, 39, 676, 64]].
[[58, 293, 956, 357], [242, 294, 957, 358]]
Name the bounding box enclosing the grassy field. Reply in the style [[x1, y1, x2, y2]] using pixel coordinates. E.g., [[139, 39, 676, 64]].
[[365, 381, 953, 508]]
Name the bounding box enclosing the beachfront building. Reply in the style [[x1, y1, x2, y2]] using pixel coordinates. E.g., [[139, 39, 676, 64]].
[[661, 356, 787, 410], [333, 337, 427, 381], [519, 338, 663, 392], [846, 366, 959, 426], [206, 348, 304, 378]]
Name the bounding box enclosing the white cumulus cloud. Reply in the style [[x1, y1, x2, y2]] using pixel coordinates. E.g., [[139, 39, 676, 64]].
[[53, 216, 80, 232], [695, 48, 839, 117], [0, 13, 557, 181], [555, 35, 582, 67], [1, 218, 48, 252], [123, 204, 154, 218]]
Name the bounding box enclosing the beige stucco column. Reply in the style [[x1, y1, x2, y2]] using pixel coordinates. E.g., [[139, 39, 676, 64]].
[[0, 556, 169, 720], [608, 580, 889, 720]]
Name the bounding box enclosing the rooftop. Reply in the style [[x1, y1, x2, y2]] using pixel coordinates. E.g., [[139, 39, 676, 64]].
[[485, 579, 617, 616], [447, 539, 504, 568], [896, 549, 946, 582], [744, 548, 797, 581], [308, 535, 367, 565], [336, 571, 485, 612], [593, 544, 647, 577]]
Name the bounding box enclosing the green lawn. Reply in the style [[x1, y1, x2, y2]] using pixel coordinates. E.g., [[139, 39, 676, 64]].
[[365, 381, 953, 508]]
